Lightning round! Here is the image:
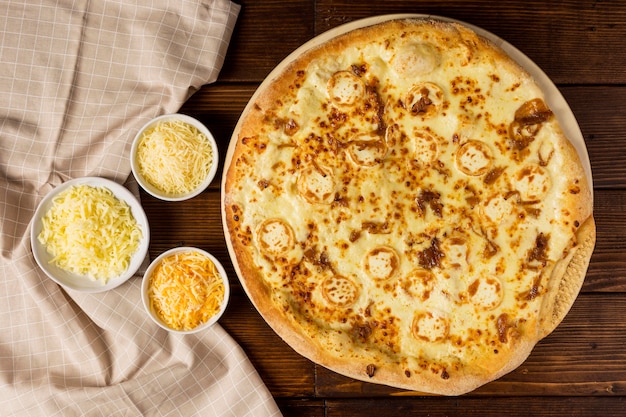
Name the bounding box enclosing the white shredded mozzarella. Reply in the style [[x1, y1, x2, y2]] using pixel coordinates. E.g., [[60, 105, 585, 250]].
[[136, 120, 213, 196], [38, 184, 142, 283]]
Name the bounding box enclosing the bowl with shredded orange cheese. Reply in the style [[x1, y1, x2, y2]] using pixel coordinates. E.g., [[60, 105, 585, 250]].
[[31, 177, 150, 292], [141, 247, 229, 333], [130, 114, 218, 201]]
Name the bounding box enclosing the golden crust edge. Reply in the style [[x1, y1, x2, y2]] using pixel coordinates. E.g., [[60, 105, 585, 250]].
[[538, 216, 596, 338], [537, 126, 596, 338]]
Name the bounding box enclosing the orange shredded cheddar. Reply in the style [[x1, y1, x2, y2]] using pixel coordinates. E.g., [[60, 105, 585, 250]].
[[149, 250, 225, 331]]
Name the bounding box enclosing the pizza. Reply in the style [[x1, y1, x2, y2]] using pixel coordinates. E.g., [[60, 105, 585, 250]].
[[222, 17, 595, 395]]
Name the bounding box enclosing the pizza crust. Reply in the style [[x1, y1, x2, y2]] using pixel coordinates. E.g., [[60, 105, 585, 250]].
[[539, 215, 595, 338], [223, 17, 595, 395]]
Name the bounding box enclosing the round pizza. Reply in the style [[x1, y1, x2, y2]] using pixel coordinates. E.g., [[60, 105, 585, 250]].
[[222, 17, 595, 395]]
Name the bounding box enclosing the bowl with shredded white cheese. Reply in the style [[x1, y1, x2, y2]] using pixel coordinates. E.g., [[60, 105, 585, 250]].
[[130, 114, 219, 201], [31, 177, 150, 292], [141, 247, 230, 333]]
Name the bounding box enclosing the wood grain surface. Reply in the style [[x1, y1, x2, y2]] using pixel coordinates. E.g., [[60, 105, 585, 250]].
[[141, 1, 626, 415]]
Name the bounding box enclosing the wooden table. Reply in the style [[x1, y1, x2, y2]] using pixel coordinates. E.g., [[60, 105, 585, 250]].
[[141, 1, 626, 415]]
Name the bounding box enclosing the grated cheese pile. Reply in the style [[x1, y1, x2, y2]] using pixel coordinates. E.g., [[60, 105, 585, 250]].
[[38, 184, 143, 283], [136, 120, 213, 196], [148, 251, 225, 331]]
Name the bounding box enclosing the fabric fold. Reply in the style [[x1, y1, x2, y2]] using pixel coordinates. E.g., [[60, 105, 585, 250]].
[[0, 0, 282, 415]]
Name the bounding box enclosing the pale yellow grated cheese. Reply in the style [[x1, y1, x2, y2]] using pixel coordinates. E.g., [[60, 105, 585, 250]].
[[148, 251, 225, 331], [38, 184, 143, 283], [136, 120, 213, 196]]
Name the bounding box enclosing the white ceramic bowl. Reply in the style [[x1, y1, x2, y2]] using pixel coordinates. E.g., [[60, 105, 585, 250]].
[[130, 114, 219, 201], [31, 177, 150, 293], [141, 247, 230, 334]]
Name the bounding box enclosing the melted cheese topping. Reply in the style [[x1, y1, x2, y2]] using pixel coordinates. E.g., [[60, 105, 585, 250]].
[[136, 120, 213, 196], [148, 250, 225, 331], [38, 184, 142, 283], [226, 20, 590, 393]]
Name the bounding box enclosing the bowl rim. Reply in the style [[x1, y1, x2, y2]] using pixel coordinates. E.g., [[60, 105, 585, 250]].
[[141, 246, 230, 334], [130, 113, 219, 202], [30, 176, 150, 293]]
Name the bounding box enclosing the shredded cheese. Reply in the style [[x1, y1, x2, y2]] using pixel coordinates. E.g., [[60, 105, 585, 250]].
[[38, 184, 143, 283], [148, 251, 225, 331], [136, 120, 213, 196]]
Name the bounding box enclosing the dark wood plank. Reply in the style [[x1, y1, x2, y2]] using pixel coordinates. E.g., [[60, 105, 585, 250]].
[[140, 189, 227, 259], [315, 294, 626, 397], [585, 190, 626, 292], [561, 87, 626, 190], [276, 399, 326, 417], [221, 294, 316, 398], [326, 397, 626, 417], [314, 0, 626, 85], [219, 0, 315, 82], [181, 84, 255, 135]]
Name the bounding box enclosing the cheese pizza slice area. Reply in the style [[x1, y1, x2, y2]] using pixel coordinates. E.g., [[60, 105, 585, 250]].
[[224, 18, 594, 395]]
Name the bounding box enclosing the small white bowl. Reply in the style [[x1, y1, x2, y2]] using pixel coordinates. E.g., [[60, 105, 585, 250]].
[[31, 177, 150, 293], [130, 114, 219, 201], [141, 247, 230, 334]]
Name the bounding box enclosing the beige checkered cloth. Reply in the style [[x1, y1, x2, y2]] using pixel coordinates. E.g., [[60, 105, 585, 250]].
[[0, 1, 282, 415]]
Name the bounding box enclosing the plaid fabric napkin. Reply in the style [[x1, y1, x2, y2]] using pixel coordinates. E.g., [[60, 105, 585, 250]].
[[0, 1, 282, 415]]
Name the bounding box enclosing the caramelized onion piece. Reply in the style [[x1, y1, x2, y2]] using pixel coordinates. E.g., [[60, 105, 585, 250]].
[[417, 238, 444, 269], [509, 98, 553, 150], [362, 221, 391, 234], [515, 98, 553, 125], [416, 189, 443, 218]]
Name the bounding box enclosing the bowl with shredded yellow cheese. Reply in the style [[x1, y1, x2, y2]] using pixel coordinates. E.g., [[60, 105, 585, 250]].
[[131, 114, 218, 201], [141, 247, 229, 333], [31, 177, 150, 292]]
